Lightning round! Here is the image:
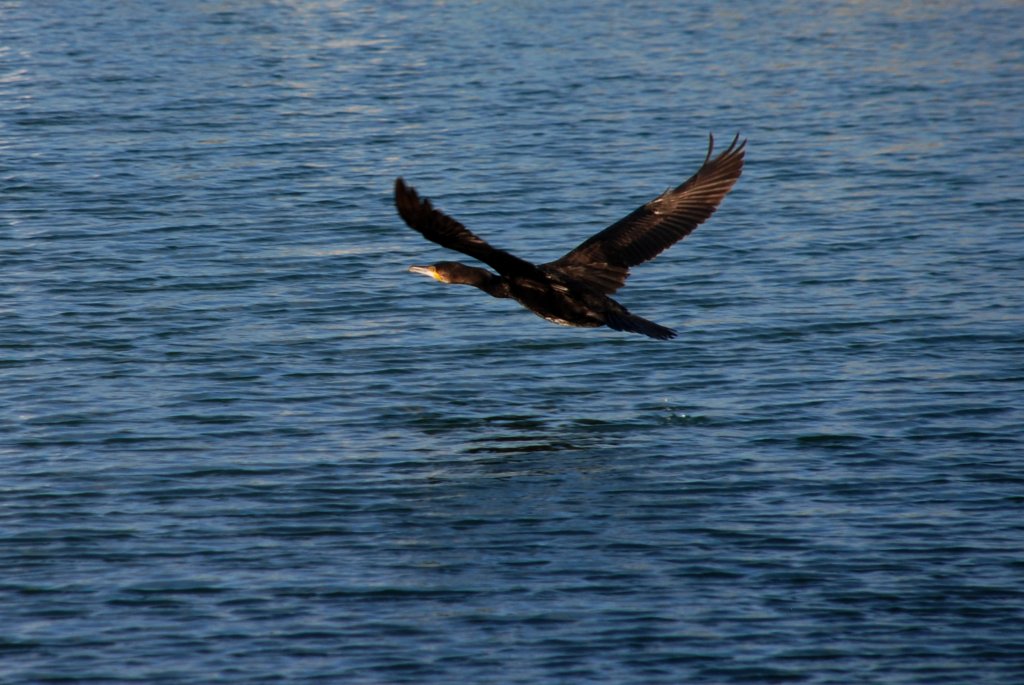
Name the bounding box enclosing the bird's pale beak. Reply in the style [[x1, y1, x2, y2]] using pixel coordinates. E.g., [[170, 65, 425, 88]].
[[409, 265, 442, 282]]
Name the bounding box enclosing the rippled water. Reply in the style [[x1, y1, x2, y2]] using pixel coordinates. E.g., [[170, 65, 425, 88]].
[[3, 1, 1023, 683]]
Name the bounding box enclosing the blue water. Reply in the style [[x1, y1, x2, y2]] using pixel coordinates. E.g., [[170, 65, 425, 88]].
[[3, 1, 1023, 682]]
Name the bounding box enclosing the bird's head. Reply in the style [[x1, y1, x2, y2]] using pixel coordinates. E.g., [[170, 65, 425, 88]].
[[408, 261, 482, 286]]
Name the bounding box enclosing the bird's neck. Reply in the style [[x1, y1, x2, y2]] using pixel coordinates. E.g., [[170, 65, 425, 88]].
[[459, 266, 510, 299], [476, 272, 511, 299]]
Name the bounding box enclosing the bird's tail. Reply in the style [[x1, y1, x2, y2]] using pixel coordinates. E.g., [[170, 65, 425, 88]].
[[605, 312, 677, 340]]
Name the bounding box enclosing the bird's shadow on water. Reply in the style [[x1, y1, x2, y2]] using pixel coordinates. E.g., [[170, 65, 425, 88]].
[[391, 399, 699, 484], [375, 328, 718, 481]]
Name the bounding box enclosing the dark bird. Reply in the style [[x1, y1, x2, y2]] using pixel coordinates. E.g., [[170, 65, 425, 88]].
[[395, 134, 746, 340]]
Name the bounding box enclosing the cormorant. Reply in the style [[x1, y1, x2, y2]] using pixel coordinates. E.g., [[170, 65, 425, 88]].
[[396, 133, 746, 340]]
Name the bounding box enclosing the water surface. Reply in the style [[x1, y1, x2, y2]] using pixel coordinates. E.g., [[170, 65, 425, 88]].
[[2, 1, 1023, 683]]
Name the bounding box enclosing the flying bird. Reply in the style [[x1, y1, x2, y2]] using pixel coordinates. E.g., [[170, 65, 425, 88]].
[[396, 134, 745, 340]]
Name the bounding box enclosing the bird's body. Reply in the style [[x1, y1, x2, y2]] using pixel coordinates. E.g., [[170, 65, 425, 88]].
[[396, 134, 746, 340]]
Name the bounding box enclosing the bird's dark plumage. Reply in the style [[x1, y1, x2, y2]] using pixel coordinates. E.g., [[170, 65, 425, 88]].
[[396, 134, 746, 340]]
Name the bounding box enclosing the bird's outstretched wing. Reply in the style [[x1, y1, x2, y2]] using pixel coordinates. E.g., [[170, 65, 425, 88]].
[[395, 178, 540, 277], [544, 134, 746, 295]]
